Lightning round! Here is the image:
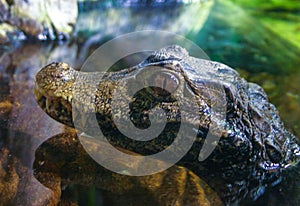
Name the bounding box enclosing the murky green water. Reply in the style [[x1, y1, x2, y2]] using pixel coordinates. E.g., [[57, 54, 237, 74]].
[[0, 1, 299, 205]]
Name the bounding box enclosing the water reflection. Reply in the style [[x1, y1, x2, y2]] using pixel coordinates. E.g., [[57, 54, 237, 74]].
[[33, 131, 223, 205]]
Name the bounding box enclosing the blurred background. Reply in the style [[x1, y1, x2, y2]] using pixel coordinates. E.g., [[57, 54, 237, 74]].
[[0, 0, 299, 205]]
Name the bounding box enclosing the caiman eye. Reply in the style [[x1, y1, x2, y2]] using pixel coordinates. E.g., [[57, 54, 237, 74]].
[[152, 72, 179, 95]]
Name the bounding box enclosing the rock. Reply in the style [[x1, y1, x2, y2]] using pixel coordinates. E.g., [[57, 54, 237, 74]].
[[0, 0, 77, 41], [0, 23, 25, 44]]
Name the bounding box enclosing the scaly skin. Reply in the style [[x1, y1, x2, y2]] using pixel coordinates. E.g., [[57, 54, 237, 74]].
[[34, 45, 300, 203]]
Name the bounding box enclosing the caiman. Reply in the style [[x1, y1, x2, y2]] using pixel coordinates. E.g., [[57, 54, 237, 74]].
[[34, 45, 300, 204]]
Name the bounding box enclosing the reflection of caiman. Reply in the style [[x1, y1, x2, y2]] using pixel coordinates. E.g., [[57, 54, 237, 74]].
[[34, 45, 300, 203]]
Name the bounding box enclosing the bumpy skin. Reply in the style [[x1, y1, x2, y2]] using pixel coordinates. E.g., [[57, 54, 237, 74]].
[[35, 45, 300, 203]]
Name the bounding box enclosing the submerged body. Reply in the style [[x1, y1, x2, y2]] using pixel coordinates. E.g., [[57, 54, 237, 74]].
[[35, 45, 300, 203]]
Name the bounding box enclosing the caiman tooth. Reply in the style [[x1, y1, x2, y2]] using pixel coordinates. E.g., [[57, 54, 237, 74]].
[[68, 96, 72, 102], [46, 98, 51, 112]]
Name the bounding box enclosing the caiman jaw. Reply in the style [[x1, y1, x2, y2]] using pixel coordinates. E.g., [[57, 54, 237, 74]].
[[34, 86, 74, 128]]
